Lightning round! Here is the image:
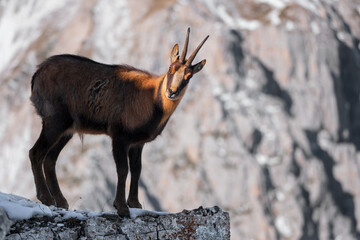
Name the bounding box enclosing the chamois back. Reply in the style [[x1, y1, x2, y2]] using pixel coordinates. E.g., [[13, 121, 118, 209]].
[[31, 54, 159, 134]]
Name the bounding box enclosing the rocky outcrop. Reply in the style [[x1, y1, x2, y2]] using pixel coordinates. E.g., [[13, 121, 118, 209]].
[[0, 1, 360, 239], [5, 207, 229, 240], [0, 209, 12, 240]]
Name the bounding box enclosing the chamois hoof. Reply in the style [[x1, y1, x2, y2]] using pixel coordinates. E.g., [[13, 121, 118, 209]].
[[114, 202, 130, 217], [116, 206, 130, 217], [127, 199, 143, 209], [55, 198, 69, 209]]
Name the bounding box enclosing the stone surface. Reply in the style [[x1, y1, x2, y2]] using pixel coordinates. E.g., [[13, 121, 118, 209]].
[[5, 207, 230, 240], [0, 208, 12, 240], [0, 0, 360, 239]]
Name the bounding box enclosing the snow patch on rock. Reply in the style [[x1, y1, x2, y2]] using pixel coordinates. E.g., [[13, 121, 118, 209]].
[[0, 192, 168, 221]]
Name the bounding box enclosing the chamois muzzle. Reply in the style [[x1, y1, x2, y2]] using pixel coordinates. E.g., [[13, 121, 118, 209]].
[[168, 89, 177, 99]]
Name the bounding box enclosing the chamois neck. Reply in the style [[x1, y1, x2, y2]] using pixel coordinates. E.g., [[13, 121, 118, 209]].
[[157, 74, 182, 115]]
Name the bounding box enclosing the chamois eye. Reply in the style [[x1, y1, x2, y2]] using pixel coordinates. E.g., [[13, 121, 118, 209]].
[[169, 65, 176, 74]]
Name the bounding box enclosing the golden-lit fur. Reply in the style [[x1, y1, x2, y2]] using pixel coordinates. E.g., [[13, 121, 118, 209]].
[[116, 69, 184, 131], [113, 69, 183, 132], [116, 69, 159, 130]]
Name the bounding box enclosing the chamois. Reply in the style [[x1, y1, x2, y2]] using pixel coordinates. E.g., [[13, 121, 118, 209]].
[[29, 28, 208, 216]]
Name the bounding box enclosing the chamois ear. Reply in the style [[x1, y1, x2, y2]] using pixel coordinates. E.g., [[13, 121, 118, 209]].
[[192, 59, 206, 74], [171, 44, 180, 64]]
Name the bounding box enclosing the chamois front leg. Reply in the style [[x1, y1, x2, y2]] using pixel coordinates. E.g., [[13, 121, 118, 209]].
[[127, 145, 143, 209], [112, 136, 130, 217]]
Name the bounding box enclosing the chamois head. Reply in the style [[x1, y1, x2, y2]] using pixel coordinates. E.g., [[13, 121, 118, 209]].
[[166, 28, 209, 100]]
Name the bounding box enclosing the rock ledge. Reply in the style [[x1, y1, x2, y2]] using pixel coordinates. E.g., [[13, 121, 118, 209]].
[[5, 206, 230, 240]]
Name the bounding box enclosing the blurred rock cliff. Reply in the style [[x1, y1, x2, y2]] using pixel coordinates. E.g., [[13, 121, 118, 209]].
[[0, 0, 360, 239]]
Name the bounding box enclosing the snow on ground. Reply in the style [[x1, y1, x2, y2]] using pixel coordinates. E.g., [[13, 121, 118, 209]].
[[0, 192, 168, 221], [0, 192, 52, 220], [129, 208, 169, 219]]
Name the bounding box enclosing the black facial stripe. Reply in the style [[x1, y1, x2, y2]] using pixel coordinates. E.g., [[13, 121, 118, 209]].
[[166, 72, 173, 89], [176, 79, 189, 95]]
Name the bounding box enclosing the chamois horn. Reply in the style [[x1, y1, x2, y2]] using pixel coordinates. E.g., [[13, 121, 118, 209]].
[[186, 34, 209, 67], [180, 28, 190, 63]]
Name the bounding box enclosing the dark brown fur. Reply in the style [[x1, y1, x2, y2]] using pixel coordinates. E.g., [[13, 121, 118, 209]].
[[29, 29, 208, 217]]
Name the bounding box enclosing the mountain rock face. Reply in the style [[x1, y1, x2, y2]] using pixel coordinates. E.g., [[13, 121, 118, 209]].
[[1, 0, 360, 239]]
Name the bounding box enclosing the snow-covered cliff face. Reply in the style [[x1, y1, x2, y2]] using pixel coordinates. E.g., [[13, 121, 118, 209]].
[[1, 0, 360, 239]]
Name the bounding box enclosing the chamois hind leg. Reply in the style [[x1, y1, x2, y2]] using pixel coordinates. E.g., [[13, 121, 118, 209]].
[[44, 134, 73, 209], [111, 135, 130, 217], [127, 145, 143, 209], [29, 116, 72, 206]]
